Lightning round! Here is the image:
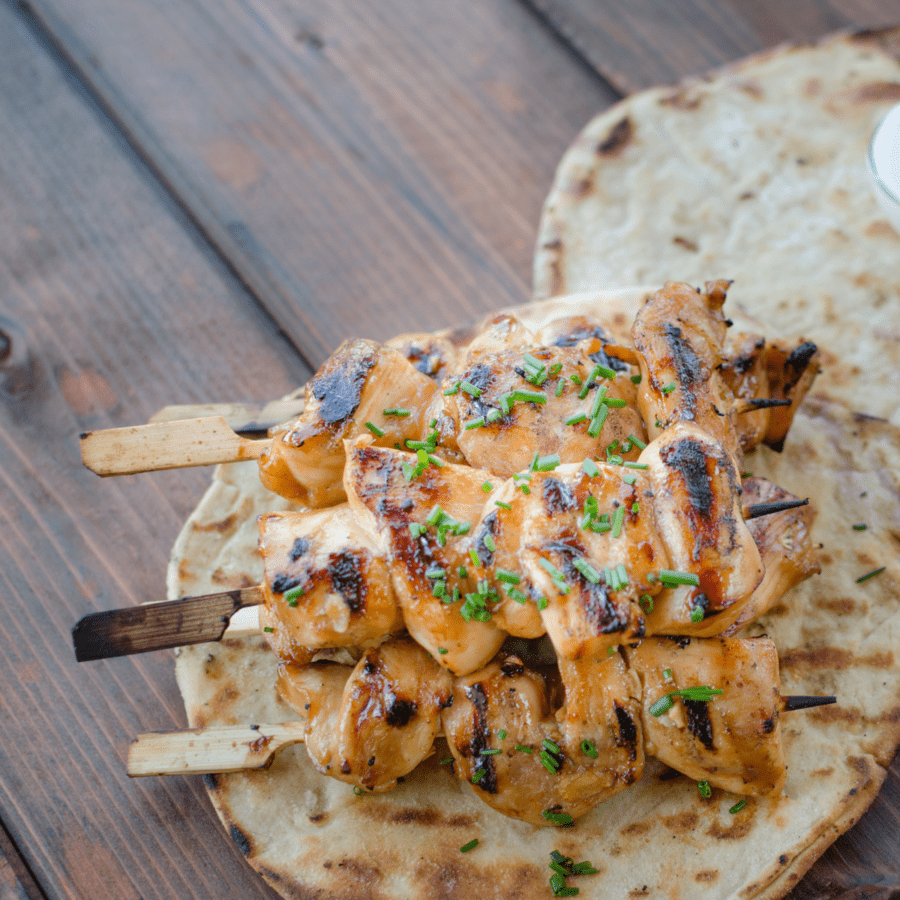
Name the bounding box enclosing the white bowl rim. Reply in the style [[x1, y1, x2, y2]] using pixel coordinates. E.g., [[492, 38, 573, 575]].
[[867, 105, 900, 208]]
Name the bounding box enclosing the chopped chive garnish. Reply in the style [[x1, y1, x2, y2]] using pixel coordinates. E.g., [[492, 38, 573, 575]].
[[542, 810, 573, 826], [427, 454, 445, 468], [483, 534, 497, 553], [729, 800, 747, 814], [498, 729, 507, 740], [438, 648, 448, 654], [611, 506, 625, 538], [661, 381, 676, 394], [627, 433, 647, 449], [458, 566, 468, 578], [538, 558, 564, 579], [480, 748, 502, 755], [353, 786, 367, 795], [589, 386, 608, 417], [663, 668, 672, 679], [263, 626, 274, 632], [856, 566, 886, 583], [471, 769, 486, 784], [632, 502, 640, 514], [540, 751, 560, 773], [698, 780, 712, 799], [383, 407, 411, 416], [622, 473, 637, 485], [508, 587, 528, 603], [542, 738, 561, 754], [511, 389, 547, 404], [555, 380, 565, 397], [582, 458, 600, 477], [678, 686, 724, 701], [536, 454, 561, 471], [364, 421, 384, 437], [570, 374, 582, 385], [630, 374, 642, 384], [624, 461, 648, 469], [432, 582, 447, 598], [425, 567, 446, 579], [573, 558, 601, 583], [640, 594, 653, 613], [443, 382, 460, 396], [496, 569, 521, 584], [523, 352, 544, 370], [460, 380, 482, 397], [537, 596, 548, 610], [565, 412, 587, 426], [283, 585, 304, 603], [401, 461, 416, 481], [852, 523, 867, 531], [495, 500, 512, 511], [469, 549, 481, 567], [440, 756, 453, 763], [690, 604, 704, 623], [460, 838, 479, 853], [581, 740, 598, 758], [549, 363, 562, 375], [426, 506, 445, 527], [649, 694, 674, 716], [658, 569, 700, 587], [463, 417, 485, 430], [587, 405, 608, 437], [515, 744, 532, 753], [481, 481, 493, 492]]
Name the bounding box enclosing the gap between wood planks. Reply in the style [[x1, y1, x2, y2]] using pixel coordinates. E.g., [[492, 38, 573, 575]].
[[0, 817, 47, 900], [12, 0, 320, 377]]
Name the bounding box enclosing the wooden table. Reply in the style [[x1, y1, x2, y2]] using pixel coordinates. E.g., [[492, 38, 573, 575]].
[[1, 1, 898, 897]]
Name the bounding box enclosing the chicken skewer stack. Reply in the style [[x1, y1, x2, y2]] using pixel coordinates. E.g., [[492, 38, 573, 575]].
[[75, 281, 826, 825]]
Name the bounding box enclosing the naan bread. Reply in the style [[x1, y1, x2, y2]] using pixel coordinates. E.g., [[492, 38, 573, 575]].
[[535, 28, 900, 425], [170, 288, 900, 900]]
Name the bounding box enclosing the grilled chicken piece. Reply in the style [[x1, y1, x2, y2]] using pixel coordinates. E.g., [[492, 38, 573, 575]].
[[632, 280, 740, 461], [344, 440, 506, 675], [507, 466, 666, 658], [257, 506, 403, 665], [438, 315, 645, 477], [720, 332, 771, 453], [258, 339, 438, 507], [626, 636, 786, 796], [762, 340, 820, 451], [442, 651, 644, 825], [640, 422, 764, 636], [385, 332, 460, 383], [535, 315, 635, 365], [725, 478, 819, 634], [277, 636, 452, 792]]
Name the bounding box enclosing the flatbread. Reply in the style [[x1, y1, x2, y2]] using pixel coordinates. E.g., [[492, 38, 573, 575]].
[[534, 28, 900, 425], [169, 288, 900, 900]]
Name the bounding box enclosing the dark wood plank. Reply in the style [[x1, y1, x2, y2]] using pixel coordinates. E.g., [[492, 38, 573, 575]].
[[0, 5, 309, 899], [528, 0, 900, 94], [21, 0, 618, 365], [0, 822, 43, 900]]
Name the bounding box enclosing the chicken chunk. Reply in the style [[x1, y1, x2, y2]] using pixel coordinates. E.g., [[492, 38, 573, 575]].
[[277, 636, 452, 792], [257, 505, 402, 665], [442, 651, 643, 825], [626, 636, 786, 796], [639, 422, 764, 636], [343, 440, 506, 675], [258, 339, 437, 507]]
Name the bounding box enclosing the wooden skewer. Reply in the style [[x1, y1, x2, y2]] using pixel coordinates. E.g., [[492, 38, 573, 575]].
[[80, 417, 268, 477], [735, 398, 792, 414], [126, 694, 837, 778], [128, 723, 307, 777], [743, 498, 809, 520], [148, 400, 303, 434], [71, 587, 263, 661]]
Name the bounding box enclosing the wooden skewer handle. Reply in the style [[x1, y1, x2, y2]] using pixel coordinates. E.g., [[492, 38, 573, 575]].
[[149, 400, 304, 434], [80, 416, 268, 476], [72, 586, 264, 661], [128, 723, 307, 776]]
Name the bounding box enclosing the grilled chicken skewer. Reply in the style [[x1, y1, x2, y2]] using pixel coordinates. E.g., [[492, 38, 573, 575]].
[[128, 635, 835, 823], [71, 463, 812, 664]]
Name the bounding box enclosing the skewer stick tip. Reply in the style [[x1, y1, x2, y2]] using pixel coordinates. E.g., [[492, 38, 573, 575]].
[[781, 695, 837, 712]]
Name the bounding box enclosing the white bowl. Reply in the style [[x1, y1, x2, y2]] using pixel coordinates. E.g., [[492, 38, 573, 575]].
[[867, 104, 900, 236]]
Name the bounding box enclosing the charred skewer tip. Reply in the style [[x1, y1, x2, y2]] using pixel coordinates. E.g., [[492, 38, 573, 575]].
[[781, 695, 837, 712], [744, 498, 809, 520], [735, 398, 793, 413]]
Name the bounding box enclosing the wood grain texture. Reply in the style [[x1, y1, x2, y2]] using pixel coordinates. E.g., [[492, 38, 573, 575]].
[[0, 822, 43, 900], [0, 4, 307, 899], [21, 0, 618, 365], [528, 0, 900, 93]]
